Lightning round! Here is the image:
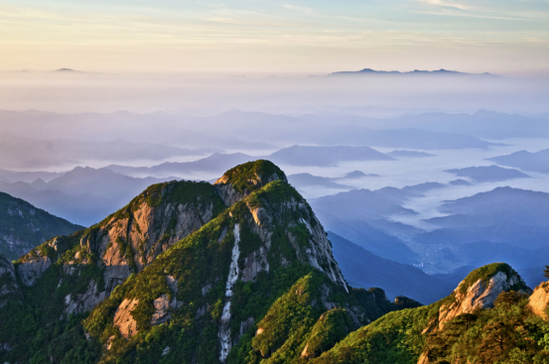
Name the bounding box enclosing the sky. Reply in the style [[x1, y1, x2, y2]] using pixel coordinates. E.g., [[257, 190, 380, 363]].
[[0, 0, 548, 75]]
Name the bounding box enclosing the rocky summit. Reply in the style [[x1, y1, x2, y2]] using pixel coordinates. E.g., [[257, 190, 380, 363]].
[[0, 161, 547, 364]]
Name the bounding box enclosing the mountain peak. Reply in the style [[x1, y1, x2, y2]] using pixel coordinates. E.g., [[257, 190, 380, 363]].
[[435, 263, 529, 330], [214, 160, 287, 206], [215, 160, 287, 189]]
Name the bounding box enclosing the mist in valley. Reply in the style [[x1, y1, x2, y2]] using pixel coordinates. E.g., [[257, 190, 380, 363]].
[[0, 69, 548, 297]]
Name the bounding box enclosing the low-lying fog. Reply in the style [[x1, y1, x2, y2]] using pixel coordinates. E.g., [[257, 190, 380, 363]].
[[0, 70, 547, 278], [1, 71, 547, 115]]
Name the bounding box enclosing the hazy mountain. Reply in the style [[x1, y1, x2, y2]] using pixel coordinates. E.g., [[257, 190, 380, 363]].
[[0, 167, 170, 226], [342, 170, 378, 178], [0, 134, 213, 169], [318, 218, 418, 265], [0, 192, 83, 259], [267, 145, 393, 166], [454, 242, 548, 272], [0, 168, 63, 183], [413, 187, 549, 274], [315, 127, 497, 149], [387, 150, 434, 158], [0, 110, 504, 168], [310, 182, 446, 221], [330, 68, 496, 76], [287, 173, 351, 189], [311, 189, 417, 221], [390, 110, 549, 139], [401, 182, 446, 195], [449, 179, 471, 186], [106, 152, 256, 178], [432, 187, 549, 227], [329, 232, 453, 304], [414, 222, 548, 249], [488, 149, 549, 173], [444, 165, 530, 182], [310, 182, 449, 265]]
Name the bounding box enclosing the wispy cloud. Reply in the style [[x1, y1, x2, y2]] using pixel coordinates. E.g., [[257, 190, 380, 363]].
[[415, 0, 548, 21]]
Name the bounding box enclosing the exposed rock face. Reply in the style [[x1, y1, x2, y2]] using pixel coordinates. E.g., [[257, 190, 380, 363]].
[[218, 224, 241, 362], [214, 162, 288, 207], [151, 294, 172, 325], [438, 270, 525, 329], [114, 298, 139, 338], [17, 253, 51, 286], [17, 180, 223, 302], [0, 254, 20, 307], [241, 198, 348, 290], [64, 280, 107, 316], [438, 263, 530, 329], [527, 281, 549, 320]]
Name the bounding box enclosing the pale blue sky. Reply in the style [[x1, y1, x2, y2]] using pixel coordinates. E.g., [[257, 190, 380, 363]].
[[0, 0, 547, 74]]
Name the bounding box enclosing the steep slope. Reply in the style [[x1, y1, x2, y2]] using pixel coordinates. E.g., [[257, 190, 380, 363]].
[[0, 160, 401, 364], [308, 263, 548, 364], [0, 192, 83, 259], [16, 179, 225, 293]]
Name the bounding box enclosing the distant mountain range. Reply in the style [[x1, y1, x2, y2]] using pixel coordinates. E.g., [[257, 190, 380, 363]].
[[330, 68, 499, 76]]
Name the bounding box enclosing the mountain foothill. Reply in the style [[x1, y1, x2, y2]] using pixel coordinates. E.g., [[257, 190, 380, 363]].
[[0, 160, 547, 364]]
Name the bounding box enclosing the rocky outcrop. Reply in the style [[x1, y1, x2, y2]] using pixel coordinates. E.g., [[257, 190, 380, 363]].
[[151, 294, 172, 325], [527, 281, 548, 320], [64, 280, 107, 316], [241, 196, 348, 290], [218, 224, 241, 362], [114, 298, 139, 338], [214, 161, 287, 207], [0, 254, 20, 307], [438, 268, 528, 329], [17, 254, 51, 286], [16, 180, 223, 298]]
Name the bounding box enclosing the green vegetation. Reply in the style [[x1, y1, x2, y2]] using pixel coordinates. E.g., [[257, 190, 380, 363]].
[[458, 263, 527, 294], [423, 291, 548, 364], [4, 163, 542, 364], [306, 264, 548, 364], [309, 302, 439, 364], [301, 308, 355, 359], [219, 160, 286, 193], [0, 261, 105, 363]]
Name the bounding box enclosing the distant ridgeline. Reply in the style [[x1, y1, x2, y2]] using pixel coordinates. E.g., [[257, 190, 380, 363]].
[[0, 160, 547, 364], [329, 68, 499, 77], [0, 192, 82, 260]]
